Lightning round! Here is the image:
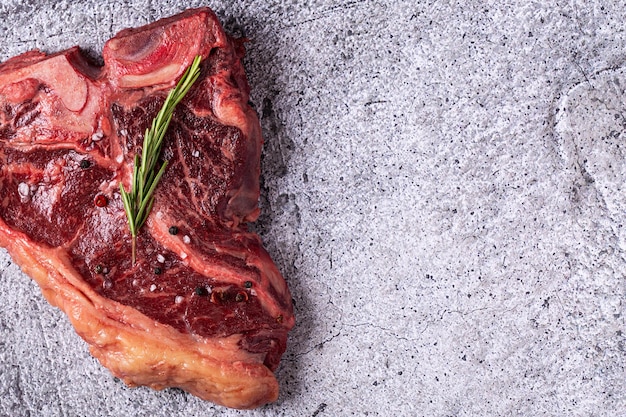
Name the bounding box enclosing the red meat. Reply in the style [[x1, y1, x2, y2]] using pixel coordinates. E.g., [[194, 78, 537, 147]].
[[0, 7, 294, 409]]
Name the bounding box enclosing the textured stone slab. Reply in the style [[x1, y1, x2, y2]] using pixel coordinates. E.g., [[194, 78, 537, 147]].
[[0, 1, 624, 416]]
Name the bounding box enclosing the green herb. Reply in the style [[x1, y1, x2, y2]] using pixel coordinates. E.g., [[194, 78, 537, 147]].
[[120, 55, 202, 264]]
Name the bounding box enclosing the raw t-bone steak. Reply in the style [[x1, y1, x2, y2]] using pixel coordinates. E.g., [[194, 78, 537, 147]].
[[0, 7, 294, 409]]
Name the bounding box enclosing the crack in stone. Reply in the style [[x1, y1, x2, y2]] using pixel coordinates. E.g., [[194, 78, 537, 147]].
[[343, 321, 426, 342]]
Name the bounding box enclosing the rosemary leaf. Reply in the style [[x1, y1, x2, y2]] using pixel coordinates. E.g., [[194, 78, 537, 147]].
[[120, 55, 202, 264]]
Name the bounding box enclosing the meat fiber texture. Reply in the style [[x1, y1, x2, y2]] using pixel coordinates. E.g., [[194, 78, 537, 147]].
[[0, 1, 625, 417]]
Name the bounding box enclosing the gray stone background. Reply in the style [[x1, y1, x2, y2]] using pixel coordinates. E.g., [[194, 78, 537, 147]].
[[0, 0, 624, 416]]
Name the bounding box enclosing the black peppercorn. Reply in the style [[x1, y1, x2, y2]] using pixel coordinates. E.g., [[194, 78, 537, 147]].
[[168, 226, 179, 235], [80, 159, 91, 169], [194, 286, 208, 296], [235, 292, 248, 302], [94, 264, 103, 274], [244, 281, 252, 288], [154, 267, 162, 275]]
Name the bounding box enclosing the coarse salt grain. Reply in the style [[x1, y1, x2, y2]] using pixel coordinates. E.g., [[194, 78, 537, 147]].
[[175, 296, 184, 304], [183, 235, 191, 244], [192, 150, 200, 157], [180, 252, 188, 259], [157, 254, 165, 263], [17, 182, 29, 197], [150, 284, 157, 292], [92, 132, 103, 142], [115, 155, 123, 163]]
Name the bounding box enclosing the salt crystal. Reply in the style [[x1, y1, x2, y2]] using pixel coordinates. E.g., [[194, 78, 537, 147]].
[[175, 296, 184, 304], [157, 254, 165, 263], [192, 150, 200, 157], [17, 182, 29, 197], [150, 284, 157, 292], [115, 155, 123, 163], [180, 252, 188, 259], [155, 211, 163, 219], [120, 129, 128, 136], [92, 132, 103, 142], [250, 289, 257, 296], [183, 235, 191, 244]]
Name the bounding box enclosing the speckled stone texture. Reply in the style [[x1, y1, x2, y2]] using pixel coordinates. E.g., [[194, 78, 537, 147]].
[[0, 1, 624, 416]]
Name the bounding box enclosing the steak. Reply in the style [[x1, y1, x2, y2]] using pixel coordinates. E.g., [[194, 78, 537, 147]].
[[0, 8, 294, 409]]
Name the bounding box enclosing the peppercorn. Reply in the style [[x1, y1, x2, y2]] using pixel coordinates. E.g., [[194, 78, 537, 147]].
[[244, 281, 253, 288], [80, 159, 91, 169], [194, 286, 208, 296], [94, 264, 103, 274], [168, 226, 179, 235], [154, 267, 162, 275], [94, 195, 107, 207]]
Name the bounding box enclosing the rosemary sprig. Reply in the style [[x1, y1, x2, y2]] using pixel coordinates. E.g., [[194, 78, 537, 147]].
[[120, 55, 202, 264]]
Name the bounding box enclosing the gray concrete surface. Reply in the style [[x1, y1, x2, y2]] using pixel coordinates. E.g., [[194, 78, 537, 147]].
[[0, 0, 625, 416]]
